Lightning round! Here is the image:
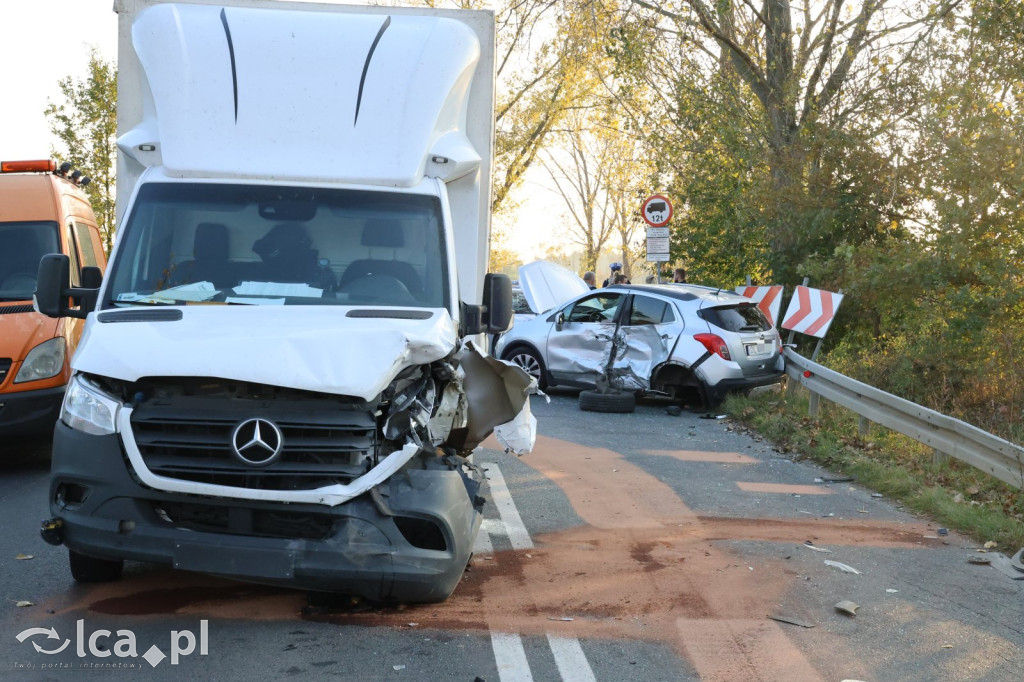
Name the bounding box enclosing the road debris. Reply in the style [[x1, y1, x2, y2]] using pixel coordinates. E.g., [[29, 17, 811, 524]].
[[666, 406, 682, 416], [984, 541, 998, 549], [547, 617, 574, 621], [803, 541, 833, 553], [15, 601, 33, 607], [885, 589, 899, 593], [937, 528, 949, 536], [1011, 548, 1024, 573], [967, 555, 992, 565], [815, 476, 855, 484], [871, 493, 883, 498], [834, 600, 859, 616], [988, 553, 1024, 580], [824, 560, 862, 575], [14, 554, 33, 560], [767, 614, 816, 628], [393, 664, 406, 671]]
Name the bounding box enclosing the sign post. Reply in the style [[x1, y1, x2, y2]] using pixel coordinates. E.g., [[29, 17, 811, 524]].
[[641, 194, 672, 282]]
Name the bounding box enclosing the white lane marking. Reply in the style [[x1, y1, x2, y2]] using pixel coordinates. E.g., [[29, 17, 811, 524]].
[[546, 635, 597, 682], [484, 463, 596, 682], [492, 632, 534, 682], [484, 464, 534, 550], [474, 522, 494, 555]]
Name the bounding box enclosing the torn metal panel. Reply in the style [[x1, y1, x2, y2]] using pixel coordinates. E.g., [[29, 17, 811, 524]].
[[605, 325, 672, 390], [454, 341, 536, 452]]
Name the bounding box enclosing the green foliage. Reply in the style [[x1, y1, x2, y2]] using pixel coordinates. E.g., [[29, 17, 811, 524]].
[[44, 48, 117, 253]]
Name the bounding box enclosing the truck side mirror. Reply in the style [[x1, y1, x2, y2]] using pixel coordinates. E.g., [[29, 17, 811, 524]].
[[460, 273, 513, 336], [482, 273, 513, 333], [35, 254, 71, 318], [34, 254, 98, 320]]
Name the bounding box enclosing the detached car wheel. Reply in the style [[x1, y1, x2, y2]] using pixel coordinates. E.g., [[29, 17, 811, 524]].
[[503, 347, 547, 389], [578, 389, 636, 414], [69, 550, 124, 583]]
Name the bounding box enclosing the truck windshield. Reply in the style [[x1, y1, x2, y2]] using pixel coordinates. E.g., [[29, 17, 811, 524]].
[[106, 183, 449, 309], [0, 221, 60, 302]]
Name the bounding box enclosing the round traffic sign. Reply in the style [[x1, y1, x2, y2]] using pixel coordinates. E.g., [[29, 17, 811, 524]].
[[641, 194, 673, 227]]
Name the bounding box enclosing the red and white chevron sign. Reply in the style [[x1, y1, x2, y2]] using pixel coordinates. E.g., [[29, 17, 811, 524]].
[[735, 285, 784, 326], [781, 286, 844, 338]]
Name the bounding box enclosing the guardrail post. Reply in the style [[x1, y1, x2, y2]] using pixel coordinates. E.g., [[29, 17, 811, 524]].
[[858, 416, 870, 437], [932, 448, 950, 467], [808, 391, 820, 418]]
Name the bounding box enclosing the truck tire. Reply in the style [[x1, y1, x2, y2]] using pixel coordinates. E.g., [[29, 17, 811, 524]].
[[578, 389, 636, 413], [69, 550, 124, 583]]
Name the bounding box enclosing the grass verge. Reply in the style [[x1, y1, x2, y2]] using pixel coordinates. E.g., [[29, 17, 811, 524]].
[[724, 386, 1024, 551]]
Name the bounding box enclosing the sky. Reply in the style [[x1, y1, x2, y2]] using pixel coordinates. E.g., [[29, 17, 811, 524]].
[[0, 0, 572, 264]]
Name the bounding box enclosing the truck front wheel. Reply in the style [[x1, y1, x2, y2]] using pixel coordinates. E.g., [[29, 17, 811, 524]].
[[69, 550, 124, 583]]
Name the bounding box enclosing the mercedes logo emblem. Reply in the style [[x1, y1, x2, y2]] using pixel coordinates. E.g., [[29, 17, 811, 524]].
[[231, 418, 284, 467]]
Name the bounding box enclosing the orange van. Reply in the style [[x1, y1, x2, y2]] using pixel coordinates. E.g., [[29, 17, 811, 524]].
[[0, 159, 107, 439]]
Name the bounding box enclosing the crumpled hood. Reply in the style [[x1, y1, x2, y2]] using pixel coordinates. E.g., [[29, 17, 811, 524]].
[[72, 306, 458, 401]]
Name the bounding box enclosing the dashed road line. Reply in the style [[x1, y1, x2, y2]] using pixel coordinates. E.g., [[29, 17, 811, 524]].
[[482, 463, 597, 682], [491, 632, 534, 682], [546, 635, 597, 682], [484, 464, 534, 550]]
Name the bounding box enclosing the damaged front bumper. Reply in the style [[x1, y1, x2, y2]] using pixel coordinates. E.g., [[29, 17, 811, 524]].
[[49, 422, 485, 602]]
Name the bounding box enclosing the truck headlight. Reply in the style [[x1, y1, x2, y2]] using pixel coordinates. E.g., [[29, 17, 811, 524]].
[[60, 375, 121, 436], [14, 337, 66, 383]]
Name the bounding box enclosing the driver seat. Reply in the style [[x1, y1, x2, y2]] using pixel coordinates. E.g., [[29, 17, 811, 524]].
[[339, 221, 421, 295]]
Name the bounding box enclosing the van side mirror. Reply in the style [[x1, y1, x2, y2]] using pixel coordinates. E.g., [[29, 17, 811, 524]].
[[460, 273, 513, 336], [34, 254, 98, 320], [482, 273, 512, 333]]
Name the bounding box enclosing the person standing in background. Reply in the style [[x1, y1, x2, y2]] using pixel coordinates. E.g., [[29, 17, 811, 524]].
[[583, 271, 597, 289], [602, 262, 622, 287], [673, 267, 687, 283]]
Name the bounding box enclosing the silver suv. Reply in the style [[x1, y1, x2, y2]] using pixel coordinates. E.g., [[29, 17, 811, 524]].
[[495, 283, 784, 407]]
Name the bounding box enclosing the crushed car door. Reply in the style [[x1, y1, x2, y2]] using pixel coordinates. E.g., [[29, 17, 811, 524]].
[[545, 291, 625, 387], [614, 293, 681, 390]]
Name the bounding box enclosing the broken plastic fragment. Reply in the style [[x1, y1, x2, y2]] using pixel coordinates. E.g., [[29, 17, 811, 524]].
[[984, 540, 998, 549], [834, 600, 859, 616], [767, 614, 816, 628], [15, 601, 33, 607], [15, 554, 33, 560], [547, 617, 574, 621], [803, 542, 832, 553], [885, 589, 899, 593], [824, 560, 862, 575], [393, 664, 406, 671]]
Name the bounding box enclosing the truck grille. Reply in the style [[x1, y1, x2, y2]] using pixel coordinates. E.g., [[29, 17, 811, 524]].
[[0, 358, 11, 385], [129, 392, 379, 491]]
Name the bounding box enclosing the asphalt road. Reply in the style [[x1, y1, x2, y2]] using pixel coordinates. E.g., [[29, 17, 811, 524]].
[[1, 391, 1022, 681]]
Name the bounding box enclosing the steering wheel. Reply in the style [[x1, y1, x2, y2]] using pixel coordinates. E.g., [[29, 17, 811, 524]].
[[339, 274, 417, 306]]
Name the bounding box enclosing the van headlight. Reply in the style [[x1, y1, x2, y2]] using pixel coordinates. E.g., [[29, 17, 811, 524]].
[[60, 375, 121, 436], [14, 337, 66, 383]]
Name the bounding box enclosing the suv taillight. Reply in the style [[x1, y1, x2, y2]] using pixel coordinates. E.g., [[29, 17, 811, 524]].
[[694, 333, 732, 360]]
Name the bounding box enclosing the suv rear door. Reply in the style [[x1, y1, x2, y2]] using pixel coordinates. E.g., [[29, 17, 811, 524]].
[[698, 302, 779, 376]]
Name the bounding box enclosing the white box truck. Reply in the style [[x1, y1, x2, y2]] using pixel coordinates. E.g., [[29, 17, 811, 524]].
[[35, 0, 534, 603]]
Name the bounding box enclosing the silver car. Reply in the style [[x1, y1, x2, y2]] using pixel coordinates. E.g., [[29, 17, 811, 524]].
[[495, 283, 784, 407]]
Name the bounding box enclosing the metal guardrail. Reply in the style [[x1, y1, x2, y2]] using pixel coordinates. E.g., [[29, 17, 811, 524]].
[[783, 348, 1024, 490]]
